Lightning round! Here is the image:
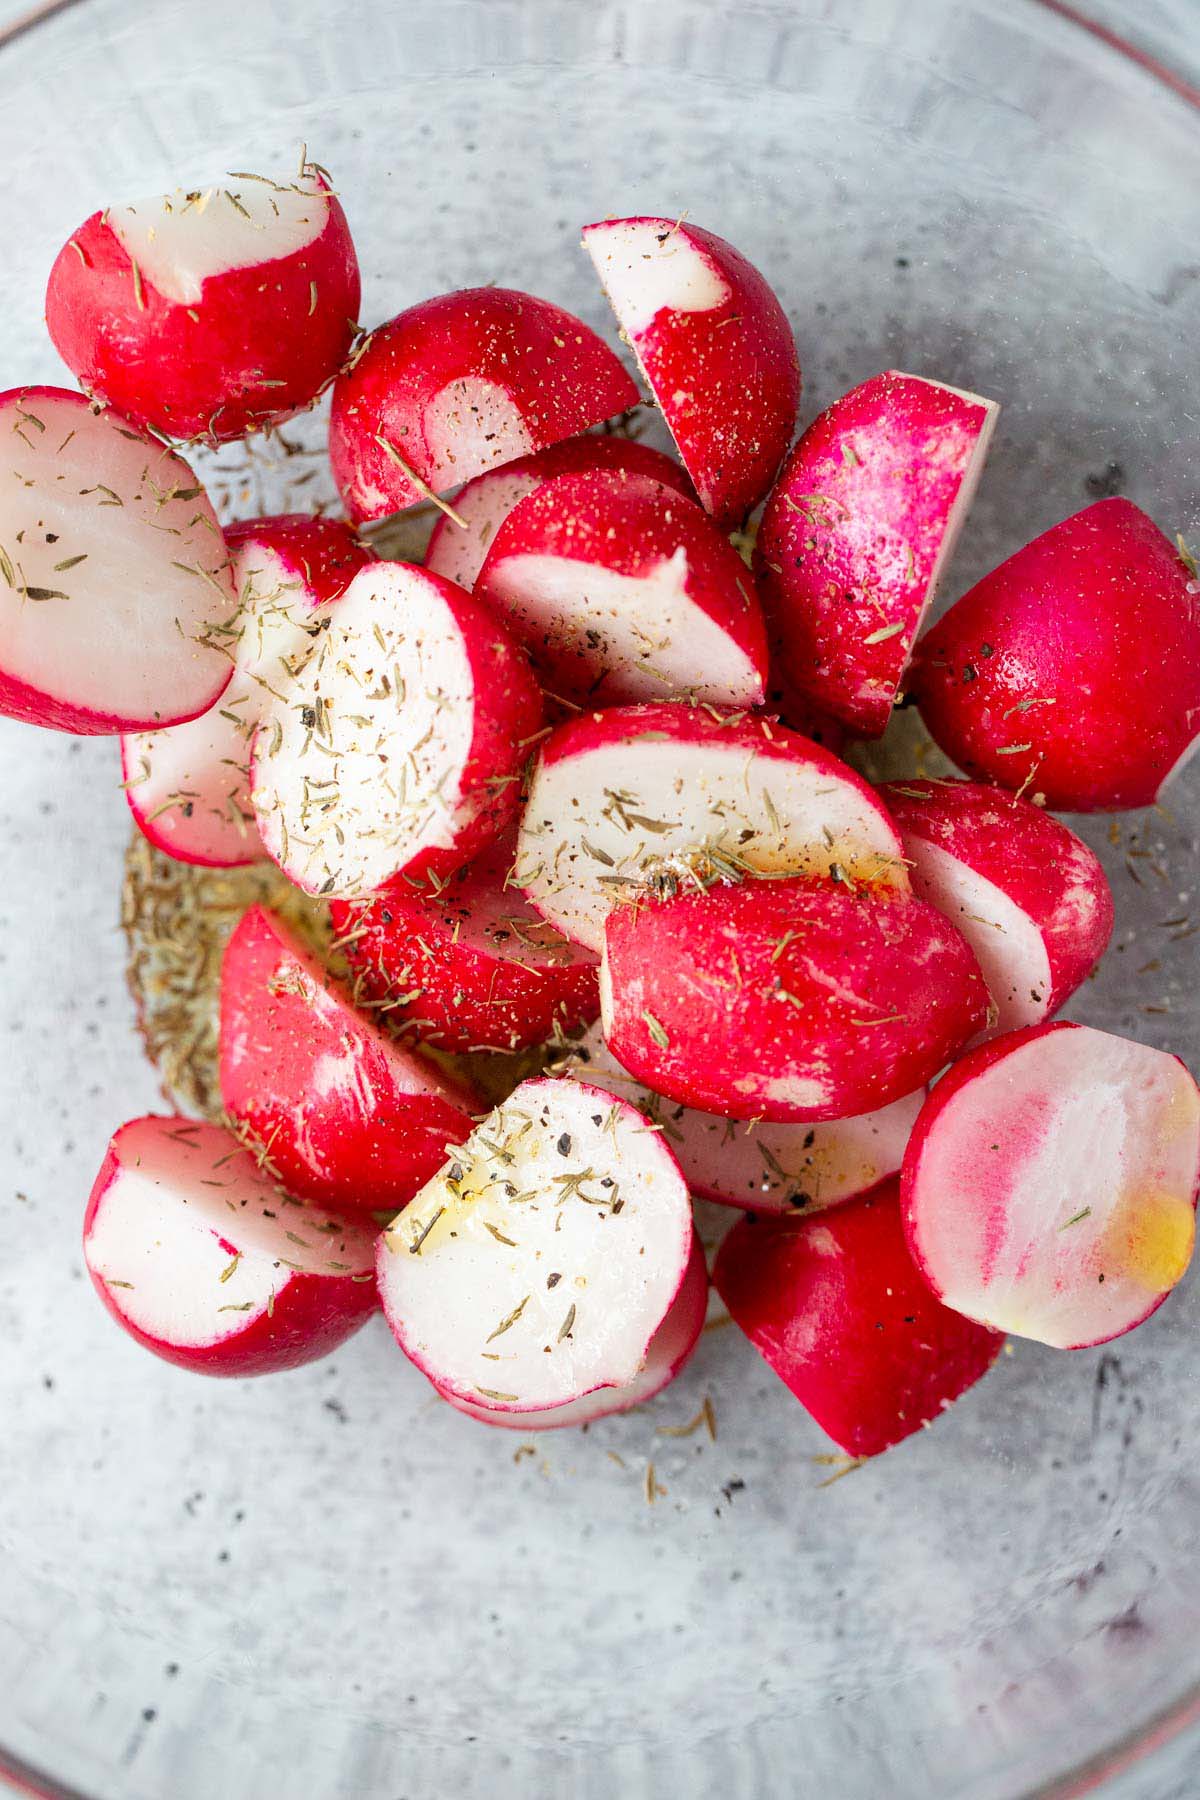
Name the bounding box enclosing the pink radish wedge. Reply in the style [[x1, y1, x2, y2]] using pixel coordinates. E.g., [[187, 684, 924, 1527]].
[[516, 702, 908, 953], [902, 1022, 1200, 1349], [219, 905, 479, 1214], [879, 779, 1113, 1037], [46, 168, 360, 443], [582, 216, 800, 525], [83, 1116, 377, 1377], [376, 1077, 693, 1414], [713, 1179, 1004, 1456], [329, 288, 638, 524], [123, 514, 372, 866], [756, 371, 997, 737], [0, 387, 237, 733], [250, 560, 543, 897], [910, 498, 1200, 811]]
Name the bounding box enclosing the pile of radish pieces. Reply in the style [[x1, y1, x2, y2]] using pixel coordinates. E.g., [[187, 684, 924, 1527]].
[[5, 159, 1199, 1460]]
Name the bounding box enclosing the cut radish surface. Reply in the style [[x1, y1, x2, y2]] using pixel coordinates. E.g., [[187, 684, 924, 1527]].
[[902, 1022, 1200, 1349], [516, 702, 909, 954], [123, 514, 371, 866], [251, 560, 543, 897], [83, 1116, 378, 1377], [474, 468, 768, 706], [714, 1179, 1004, 1456], [46, 169, 360, 442], [219, 905, 479, 1214], [376, 1076, 694, 1412], [329, 288, 639, 524], [582, 217, 800, 524], [0, 387, 237, 733], [880, 779, 1113, 1038], [756, 371, 997, 737]]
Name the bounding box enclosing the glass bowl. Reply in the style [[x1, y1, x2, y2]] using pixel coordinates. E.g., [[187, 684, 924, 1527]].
[[0, 2, 1197, 1795]]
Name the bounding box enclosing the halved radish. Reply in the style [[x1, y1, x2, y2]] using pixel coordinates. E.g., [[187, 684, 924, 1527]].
[[329, 288, 639, 524], [581, 216, 800, 525], [756, 371, 997, 737], [83, 1116, 377, 1377], [879, 779, 1113, 1038], [0, 387, 237, 733], [424, 433, 694, 592], [713, 1179, 1004, 1456], [910, 498, 1200, 811], [123, 514, 372, 866], [376, 1076, 693, 1413], [474, 468, 769, 706], [902, 1021, 1200, 1349], [46, 168, 360, 442], [250, 560, 543, 897], [516, 701, 909, 954], [219, 905, 479, 1214], [601, 876, 988, 1122]]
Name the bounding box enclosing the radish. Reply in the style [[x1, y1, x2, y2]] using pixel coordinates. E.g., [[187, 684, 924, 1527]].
[[329, 288, 639, 524], [424, 433, 694, 592], [123, 514, 372, 866], [376, 1076, 693, 1413], [581, 216, 800, 525], [560, 1020, 923, 1214], [879, 779, 1114, 1038], [909, 498, 1200, 811], [45, 167, 360, 443], [0, 386, 237, 733], [755, 371, 997, 737], [83, 1116, 377, 1377], [902, 1021, 1200, 1349], [219, 905, 479, 1214], [713, 1178, 1004, 1456], [601, 875, 988, 1122], [250, 560, 543, 897], [516, 701, 909, 954]]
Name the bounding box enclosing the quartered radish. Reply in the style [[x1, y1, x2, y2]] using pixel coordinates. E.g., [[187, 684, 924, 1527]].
[[250, 560, 543, 897], [219, 905, 479, 1214], [474, 468, 769, 706], [123, 514, 372, 866], [910, 498, 1200, 811], [516, 701, 908, 954], [582, 216, 800, 524], [83, 1116, 377, 1376], [713, 1178, 1004, 1456], [880, 779, 1113, 1038], [329, 288, 639, 524], [902, 1021, 1200, 1349], [376, 1077, 694, 1413], [0, 387, 237, 733], [46, 168, 360, 442], [756, 371, 997, 737]]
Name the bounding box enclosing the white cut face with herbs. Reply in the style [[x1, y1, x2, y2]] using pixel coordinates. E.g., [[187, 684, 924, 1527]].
[[585, 219, 729, 336], [109, 177, 329, 304]]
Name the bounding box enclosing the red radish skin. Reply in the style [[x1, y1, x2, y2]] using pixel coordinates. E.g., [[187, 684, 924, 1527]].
[[329, 288, 638, 524], [219, 906, 479, 1214], [516, 701, 909, 954], [0, 387, 237, 734], [600, 876, 989, 1122], [123, 514, 372, 867], [251, 560, 543, 897], [45, 172, 360, 443], [713, 1179, 1004, 1456], [901, 1021, 1200, 1349], [756, 371, 997, 737], [582, 217, 800, 525], [910, 498, 1200, 811], [425, 434, 694, 593], [83, 1117, 378, 1377], [880, 779, 1113, 1037]]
